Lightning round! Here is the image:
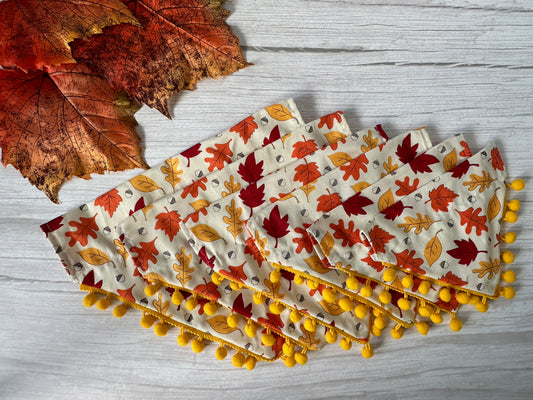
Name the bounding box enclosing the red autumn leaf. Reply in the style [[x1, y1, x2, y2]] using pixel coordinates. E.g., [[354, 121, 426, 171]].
[[0, 0, 137, 71], [219, 262, 248, 284], [294, 160, 321, 185], [81, 270, 103, 289], [65, 214, 99, 247], [316, 190, 343, 213], [382, 201, 412, 220], [130, 238, 159, 271], [232, 292, 253, 319], [155, 210, 182, 241], [257, 312, 285, 333], [262, 205, 290, 248], [395, 176, 419, 196], [375, 124, 389, 140], [94, 189, 123, 218], [440, 271, 468, 287], [0, 62, 146, 202], [409, 153, 439, 174], [40, 216, 64, 238], [271, 335, 285, 356], [71, 0, 249, 117], [280, 269, 295, 291], [395, 133, 419, 164], [425, 185, 459, 212], [194, 278, 221, 301], [329, 220, 361, 247], [447, 239, 487, 266], [393, 249, 425, 275], [459, 140, 472, 157], [368, 225, 395, 254], [361, 254, 385, 272], [129, 197, 146, 217], [181, 143, 201, 168], [181, 177, 208, 199], [389, 288, 405, 309], [449, 159, 478, 179], [292, 224, 318, 254], [436, 288, 459, 312], [244, 236, 265, 268], [342, 192, 373, 216], [456, 207, 488, 236], [204, 139, 233, 172], [318, 111, 343, 129], [263, 125, 281, 147], [230, 116, 258, 144], [117, 284, 136, 303], [239, 183, 265, 216], [490, 147, 505, 171], [198, 246, 215, 269], [238, 152, 264, 184], [291, 136, 318, 159], [340, 153, 369, 181], [196, 298, 211, 315]]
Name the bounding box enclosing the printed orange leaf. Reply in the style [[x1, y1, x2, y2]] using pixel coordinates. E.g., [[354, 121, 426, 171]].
[[190, 224, 226, 244], [173, 247, 194, 286], [229, 116, 258, 144], [378, 189, 395, 212], [340, 153, 369, 181], [130, 238, 158, 271], [222, 175, 241, 197], [292, 136, 318, 159], [330, 220, 361, 247], [361, 254, 385, 272], [181, 177, 208, 199], [77, 248, 116, 268], [398, 213, 440, 234], [265, 104, 295, 121], [144, 272, 167, 285], [223, 199, 245, 241], [318, 111, 343, 130], [0, 62, 146, 202], [487, 188, 502, 221], [456, 207, 488, 236], [316, 190, 343, 212], [327, 152, 352, 167], [245, 235, 266, 268], [160, 157, 183, 189], [440, 271, 467, 287], [318, 300, 345, 316], [65, 214, 99, 247], [361, 130, 379, 152], [207, 315, 242, 335], [368, 225, 395, 254], [257, 312, 285, 332], [204, 139, 233, 172], [395, 176, 419, 196], [298, 325, 321, 350], [424, 230, 442, 267], [219, 262, 248, 284], [425, 185, 459, 212], [153, 292, 170, 316], [463, 171, 495, 192], [292, 224, 318, 254], [94, 189, 122, 218], [472, 257, 501, 280], [155, 209, 182, 241], [304, 255, 330, 274], [393, 249, 425, 275], [443, 149, 458, 171], [490, 147, 505, 171], [194, 278, 221, 301], [114, 239, 130, 264], [0, 0, 138, 71], [319, 232, 335, 258], [116, 284, 136, 303]]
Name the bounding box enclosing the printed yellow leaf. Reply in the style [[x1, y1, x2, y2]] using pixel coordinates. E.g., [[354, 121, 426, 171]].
[[144, 272, 168, 285], [114, 239, 129, 263], [328, 152, 352, 167], [207, 315, 242, 335], [281, 132, 292, 146], [189, 199, 211, 211], [299, 325, 321, 350], [443, 149, 458, 171], [487, 189, 501, 221], [173, 246, 194, 286], [129, 175, 164, 193], [398, 213, 440, 234], [153, 292, 170, 316], [142, 204, 153, 220], [361, 130, 378, 152], [324, 131, 347, 145], [78, 248, 115, 267], [351, 181, 370, 193], [190, 224, 226, 244], [472, 257, 501, 280], [254, 230, 270, 258], [320, 232, 335, 258], [378, 188, 395, 211], [222, 175, 241, 197], [463, 171, 495, 192], [262, 278, 285, 300], [160, 157, 183, 189], [304, 255, 330, 274], [424, 229, 442, 267], [382, 156, 399, 176], [318, 299, 345, 316], [265, 104, 294, 121], [300, 181, 316, 202], [223, 199, 245, 241]]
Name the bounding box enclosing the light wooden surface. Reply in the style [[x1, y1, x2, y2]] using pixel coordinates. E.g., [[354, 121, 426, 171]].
[[1, 1, 532, 399]]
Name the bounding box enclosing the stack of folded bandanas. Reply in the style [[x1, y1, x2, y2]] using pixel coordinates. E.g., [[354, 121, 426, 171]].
[[42, 99, 523, 369]]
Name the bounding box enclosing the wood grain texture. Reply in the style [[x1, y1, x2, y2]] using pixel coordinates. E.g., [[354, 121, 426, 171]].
[[1, 1, 532, 399]]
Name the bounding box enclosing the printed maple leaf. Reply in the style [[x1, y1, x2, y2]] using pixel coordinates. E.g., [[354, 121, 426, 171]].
[[155, 209, 182, 241], [361, 254, 385, 272], [367, 225, 395, 254], [0, 62, 146, 202], [292, 224, 318, 254], [393, 249, 425, 275], [292, 136, 318, 159], [447, 239, 487, 266], [71, 0, 250, 117], [316, 190, 342, 212], [181, 143, 201, 168], [65, 214, 99, 247], [239, 183, 265, 216], [198, 246, 215, 268], [257, 312, 284, 333], [342, 192, 373, 216], [244, 231, 269, 268], [456, 207, 488, 236], [294, 160, 321, 185], [130, 238, 159, 271], [262, 206, 290, 248], [382, 201, 412, 221], [395, 133, 418, 164], [219, 262, 248, 284], [81, 270, 103, 289], [194, 278, 221, 301], [237, 152, 264, 184], [232, 293, 253, 319], [395, 176, 419, 196], [262, 125, 281, 147], [409, 153, 439, 174], [0, 0, 138, 71], [490, 147, 505, 171], [230, 116, 258, 144], [318, 111, 343, 130], [40, 216, 64, 238], [425, 185, 459, 212], [440, 271, 467, 287], [450, 159, 478, 179], [94, 189, 123, 218], [340, 153, 369, 181], [329, 220, 361, 247], [204, 139, 233, 172], [472, 257, 501, 280], [117, 284, 136, 303], [180, 177, 208, 199]]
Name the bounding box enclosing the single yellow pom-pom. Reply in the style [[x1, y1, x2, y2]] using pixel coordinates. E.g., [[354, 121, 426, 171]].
[[355, 304, 368, 319], [510, 178, 525, 191], [282, 342, 295, 357], [306, 279, 319, 290], [154, 322, 168, 337], [227, 313, 239, 328], [383, 268, 396, 282], [113, 303, 128, 318], [215, 345, 228, 360], [186, 297, 198, 311], [295, 352, 308, 365], [83, 292, 98, 308], [144, 284, 161, 297], [391, 326, 404, 340], [230, 281, 241, 291], [402, 275, 414, 289], [361, 285, 373, 298], [211, 272, 224, 285], [245, 357, 257, 370], [177, 332, 190, 347], [503, 211, 518, 224], [439, 288, 452, 302], [245, 322, 257, 338], [171, 290, 184, 305], [456, 292, 470, 304], [204, 302, 218, 316], [398, 297, 412, 311], [303, 318, 316, 332], [362, 344, 374, 359], [450, 317, 463, 332], [469, 295, 481, 306], [339, 297, 354, 312], [253, 292, 265, 304], [374, 316, 387, 330], [416, 321, 429, 336], [269, 302, 285, 315], [502, 232, 517, 244], [340, 337, 352, 351], [371, 325, 383, 337], [507, 199, 521, 211], [232, 353, 245, 368], [379, 290, 392, 305], [418, 280, 431, 295], [501, 251, 515, 264], [501, 286, 515, 300], [262, 333, 276, 346], [140, 313, 157, 328], [290, 309, 302, 323], [418, 305, 432, 317], [270, 269, 281, 283], [430, 312, 443, 324], [346, 276, 359, 290], [294, 274, 305, 285], [191, 338, 205, 353], [284, 356, 296, 368], [325, 328, 338, 343], [322, 287, 336, 303], [96, 297, 111, 310], [502, 270, 516, 283]]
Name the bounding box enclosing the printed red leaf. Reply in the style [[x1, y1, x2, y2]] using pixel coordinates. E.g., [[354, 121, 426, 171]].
[[291, 136, 318, 159], [395, 133, 418, 164], [318, 111, 343, 129], [238, 152, 264, 184], [198, 246, 215, 269], [375, 124, 389, 140], [263, 125, 281, 147], [94, 189, 123, 218], [368, 226, 395, 254], [426, 185, 459, 212], [117, 284, 136, 303], [395, 177, 419, 196], [456, 207, 488, 236], [181, 143, 201, 168], [316, 191, 343, 213], [294, 160, 321, 185], [155, 210, 182, 241], [450, 159, 478, 179], [65, 214, 99, 247], [81, 270, 103, 289], [232, 292, 253, 319], [244, 236, 265, 268], [280, 269, 295, 291], [271, 335, 285, 356], [194, 279, 221, 301], [181, 177, 208, 199], [459, 141, 472, 158], [393, 249, 425, 275], [219, 262, 248, 284], [340, 153, 369, 181], [204, 139, 233, 172], [130, 239, 158, 271], [382, 201, 412, 220], [239, 183, 265, 216], [330, 220, 361, 247], [361, 254, 385, 272], [446, 239, 487, 266], [230, 116, 258, 144], [40, 216, 64, 238], [262, 205, 290, 248], [436, 288, 459, 312], [129, 197, 146, 217], [490, 147, 505, 171], [440, 271, 467, 287], [342, 192, 373, 216], [257, 313, 285, 333], [292, 224, 318, 254], [409, 153, 439, 174]]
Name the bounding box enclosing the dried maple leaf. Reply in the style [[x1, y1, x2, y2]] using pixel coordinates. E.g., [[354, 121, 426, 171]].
[[0, 0, 138, 71], [71, 0, 250, 117], [0, 62, 146, 202]]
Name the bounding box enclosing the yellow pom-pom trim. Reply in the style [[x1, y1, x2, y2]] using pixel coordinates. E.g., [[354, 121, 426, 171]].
[[186, 297, 198, 311], [340, 337, 352, 351], [140, 313, 157, 328], [177, 331, 191, 347], [204, 302, 218, 316], [191, 338, 205, 353], [113, 303, 128, 318], [96, 297, 111, 310], [418, 305, 432, 317], [232, 353, 245, 368], [230, 281, 241, 291], [253, 292, 265, 304], [154, 321, 168, 337], [355, 304, 368, 319], [171, 290, 184, 305], [456, 292, 470, 304], [418, 280, 431, 295], [469, 295, 481, 306], [290, 309, 302, 323], [211, 272, 224, 285], [339, 297, 354, 312], [503, 211, 518, 224], [379, 290, 392, 305], [501, 286, 515, 300], [430, 312, 443, 325], [269, 302, 285, 315], [282, 342, 295, 357], [501, 251, 515, 264], [215, 345, 228, 360], [502, 270, 516, 283], [391, 325, 404, 340], [439, 288, 452, 302], [294, 274, 306, 285], [325, 328, 338, 343], [306, 279, 319, 290], [398, 297, 412, 311], [245, 357, 257, 370], [346, 276, 359, 290], [362, 344, 374, 359], [450, 317, 463, 332], [262, 333, 276, 346], [227, 313, 239, 328], [245, 321, 257, 338], [383, 268, 396, 282], [360, 284, 373, 298], [322, 287, 336, 303], [502, 232, 517, 244], [83, 292, 98, 308], [284, 356, 296, 368], [510, 178, 525, 191], [416, 321, 429, 336], [270, 269, 281, 283], [374, 316, 387, 330], [144, 284, 161, 297], [401, 275, 414, 289], [303, 318, 317, 332], [371, 325, 382, 337], [295, 352, 308, 365], [507, 199, 521, 211]]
